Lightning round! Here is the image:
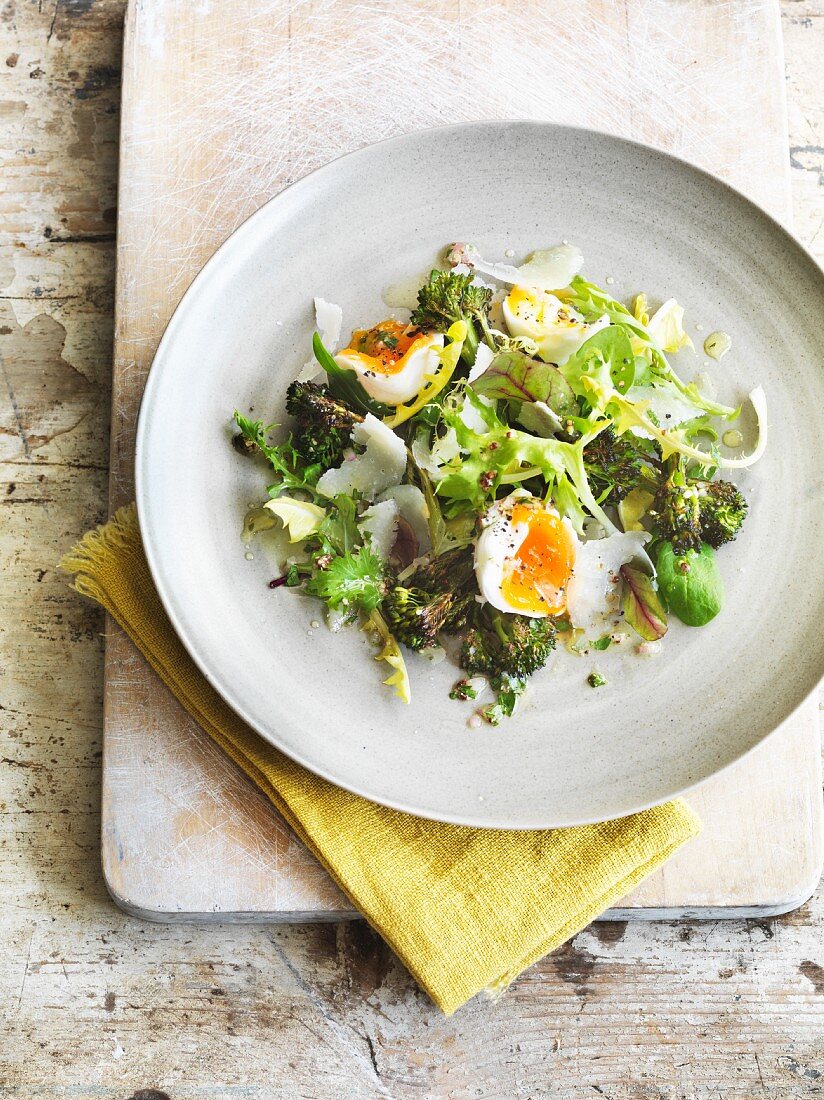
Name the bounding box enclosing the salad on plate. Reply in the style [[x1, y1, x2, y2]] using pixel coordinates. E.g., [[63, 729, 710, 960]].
[[232, 243, 766, 725]]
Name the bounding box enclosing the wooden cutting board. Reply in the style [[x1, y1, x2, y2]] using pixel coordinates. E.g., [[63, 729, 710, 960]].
[[103, 0, 822, 920]]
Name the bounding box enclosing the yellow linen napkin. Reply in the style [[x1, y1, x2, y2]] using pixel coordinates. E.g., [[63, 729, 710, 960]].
[[61, 505, 700, 1014]]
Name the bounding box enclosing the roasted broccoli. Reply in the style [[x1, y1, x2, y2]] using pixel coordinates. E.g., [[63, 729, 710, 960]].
[[461, 609, 556, 682], [460, 609, 557, 724], [405, 545, 476, 594], [696, 479, 748, 548], [650, 457, 702, 556], [384, 586, 473, 651], [410, 269, 494, 366], [583, 427, 645, 502], [285, 380, 362, 470], [384, 547, 477, 650], [651, 454, 747, 554]]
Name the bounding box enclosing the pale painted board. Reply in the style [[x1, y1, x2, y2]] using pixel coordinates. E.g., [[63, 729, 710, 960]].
[[103, 0, 822, 920]]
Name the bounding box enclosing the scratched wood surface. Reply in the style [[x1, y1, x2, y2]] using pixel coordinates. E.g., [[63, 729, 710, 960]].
[[1, 1, 824, 1096], [102, 0, 823, 921]]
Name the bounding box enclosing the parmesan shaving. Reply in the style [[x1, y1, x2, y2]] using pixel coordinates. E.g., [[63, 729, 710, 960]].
[[377, 484, 431, 553], [298, 297, 343, 381], [360, 499, 400, 560], [316, 414, 407, 500], [451, 242, 584, 292]]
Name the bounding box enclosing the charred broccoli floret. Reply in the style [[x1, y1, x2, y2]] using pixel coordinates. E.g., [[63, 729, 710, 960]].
[[406, 545, 476, 594], [384, 546, 477, 650], [462, 610, 557, 682], [410, 269, 493, 366], [583, 427, 645, 502], [460, 609, 557, 724], [651, 454, 748, 554], [285, 380, 362, 470], [384, 586, 473, 651], [696, 479, 748, 548], [650, 457, 702, 556]]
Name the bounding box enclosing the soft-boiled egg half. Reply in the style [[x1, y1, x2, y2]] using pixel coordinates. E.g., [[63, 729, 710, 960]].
[[475, 492, 650, 629], [334, 320, 444, 405], [475, 494, 577, 618], [502, 287, 609, 364]]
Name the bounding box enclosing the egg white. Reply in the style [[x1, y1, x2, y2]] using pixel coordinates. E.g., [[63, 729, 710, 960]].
[[335, 333, 444, 405], [502, 287, 609, 364]]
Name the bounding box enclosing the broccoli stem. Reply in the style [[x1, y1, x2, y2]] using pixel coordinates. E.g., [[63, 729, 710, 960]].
[[476, 311, 497, 353], [492, 614, 510, 647], [461, 317, 480, 366]]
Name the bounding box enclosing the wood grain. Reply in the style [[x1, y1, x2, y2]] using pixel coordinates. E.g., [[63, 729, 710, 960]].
[[1, 1, 824, 1095], [104, 0, 820, 920]]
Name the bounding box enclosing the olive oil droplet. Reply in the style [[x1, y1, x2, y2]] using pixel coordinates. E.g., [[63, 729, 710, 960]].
[[703, 330, 731, 360]]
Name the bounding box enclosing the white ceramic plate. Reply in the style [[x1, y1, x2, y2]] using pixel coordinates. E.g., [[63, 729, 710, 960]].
[[136, 122, 824, 828]]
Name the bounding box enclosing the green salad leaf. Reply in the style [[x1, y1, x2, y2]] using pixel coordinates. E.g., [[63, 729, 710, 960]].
[[472, 348, 576, 413], [620, 564, 668, 641], [656, 541, 725, 626], [417, 467, 475, 556], [313, 493, 361, 556], [562, 277, 649, 336], [233, 412, 321, 498], [428, 387, 617, 533], [305, 545, 387, 613], [561, 325, 636, 399], [563, 278, 737, 419]]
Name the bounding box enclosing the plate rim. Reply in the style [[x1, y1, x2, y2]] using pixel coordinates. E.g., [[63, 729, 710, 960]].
[[135, 119, 824, 828]]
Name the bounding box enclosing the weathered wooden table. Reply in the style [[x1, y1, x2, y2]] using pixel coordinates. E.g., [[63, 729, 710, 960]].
[[1, 1, 823, 1096]]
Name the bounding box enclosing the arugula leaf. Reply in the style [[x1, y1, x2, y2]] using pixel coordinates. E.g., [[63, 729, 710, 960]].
[[472, 349, 576, 414], [312, 333, 388, 417], [620, 564, 668, 641], [305, 546, 386, 613]]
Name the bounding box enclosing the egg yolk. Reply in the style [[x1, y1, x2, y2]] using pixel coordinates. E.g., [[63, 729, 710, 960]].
[[507, 286, 541, 324], [345, 320, 424, 374], [501, 503, 575, 615]]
